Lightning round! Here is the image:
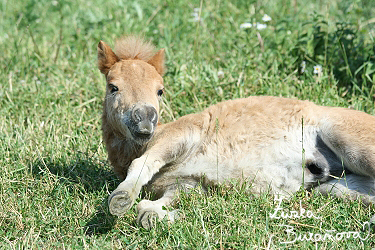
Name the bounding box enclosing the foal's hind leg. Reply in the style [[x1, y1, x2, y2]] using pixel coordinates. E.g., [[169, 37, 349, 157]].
[[315, 174, 375, 229], [314, 174, 375, 205]]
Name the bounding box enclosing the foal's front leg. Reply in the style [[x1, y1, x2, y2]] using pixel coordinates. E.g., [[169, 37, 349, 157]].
[[109, 154, 167, 216], [108, 116, 205, 216]]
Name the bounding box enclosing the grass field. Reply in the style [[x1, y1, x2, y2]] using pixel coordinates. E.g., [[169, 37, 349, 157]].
[[1, 0, 375, 248]]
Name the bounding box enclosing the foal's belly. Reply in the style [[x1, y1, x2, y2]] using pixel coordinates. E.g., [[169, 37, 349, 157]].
[[149, 126, 324, 196]]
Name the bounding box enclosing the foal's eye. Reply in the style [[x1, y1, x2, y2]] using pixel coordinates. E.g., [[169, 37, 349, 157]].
[[157, 89, 164, 97], [108, 84, 118, 93]]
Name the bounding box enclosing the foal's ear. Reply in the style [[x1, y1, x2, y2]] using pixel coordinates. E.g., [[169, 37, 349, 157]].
[[97, 41, 119, 75], [147, 49, 165, 76]]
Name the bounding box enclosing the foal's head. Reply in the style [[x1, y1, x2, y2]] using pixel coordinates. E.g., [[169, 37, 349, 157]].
[[98, 36, 165, 145]]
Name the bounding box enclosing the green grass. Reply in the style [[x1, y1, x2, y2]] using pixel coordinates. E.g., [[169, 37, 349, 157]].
[[1, 0, 375, 248]]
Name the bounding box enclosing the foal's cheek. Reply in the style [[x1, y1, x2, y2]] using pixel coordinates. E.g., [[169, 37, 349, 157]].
[[111, 98, 120, 109]]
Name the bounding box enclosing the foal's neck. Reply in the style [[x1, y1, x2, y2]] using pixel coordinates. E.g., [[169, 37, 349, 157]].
[[102, 113, 149, 179]]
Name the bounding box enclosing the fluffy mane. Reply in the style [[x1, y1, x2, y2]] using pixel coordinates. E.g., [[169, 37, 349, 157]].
[[114, 36, 156, 61]]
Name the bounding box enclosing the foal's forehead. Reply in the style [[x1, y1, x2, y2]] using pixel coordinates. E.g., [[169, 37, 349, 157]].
[[108, 60, 162, 81]]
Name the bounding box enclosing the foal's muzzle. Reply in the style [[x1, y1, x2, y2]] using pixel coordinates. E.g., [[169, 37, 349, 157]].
[[127, 103, 158, 141]]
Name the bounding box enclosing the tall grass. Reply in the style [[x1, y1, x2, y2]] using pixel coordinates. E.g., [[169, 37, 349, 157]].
[[1, 0, 374, 248]]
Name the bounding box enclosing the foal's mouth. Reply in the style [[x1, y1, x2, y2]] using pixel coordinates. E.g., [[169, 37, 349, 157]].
[[126, 121, 156, 143], [128, 128, 155, 144]]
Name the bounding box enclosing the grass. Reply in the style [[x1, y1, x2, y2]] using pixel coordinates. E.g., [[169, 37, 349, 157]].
[[1, 0, 375, 248]]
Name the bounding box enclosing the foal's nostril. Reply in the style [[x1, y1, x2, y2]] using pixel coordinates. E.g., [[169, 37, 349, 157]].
[[132, 108, 143, 123]]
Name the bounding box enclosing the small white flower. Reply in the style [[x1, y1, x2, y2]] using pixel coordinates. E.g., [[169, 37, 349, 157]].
[[301, 61, 306, 73], [262, 14, 272, 22], [217, 70, 224, 78], [33, 76, 38, 81], [240, 22, 252, 29], [313, 65, 322, 74], [52, 1, 58, 6], [191, 8, 201, 22], [240, 22, 267, 30], [256, 23, 267, 30], [215, 86, 223, 96]]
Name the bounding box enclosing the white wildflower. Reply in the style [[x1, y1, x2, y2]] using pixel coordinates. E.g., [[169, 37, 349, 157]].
[[256, 23, 267, 30], [313, 65, 322, 74], [240, 23, 252, 29], [191, 7, 201, 22], [300, 61, 306, 73], [191, 12, 200, 22], [52, 1, 58, 6], [262, 14, 272, 22], [240, 22, 267, 30], [217, 70, 224, 78], [216, 86, 223, 96]]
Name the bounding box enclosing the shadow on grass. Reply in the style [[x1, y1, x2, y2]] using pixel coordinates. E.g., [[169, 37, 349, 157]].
[[30, 151, 120, 235], [84, 199, 119, 236]]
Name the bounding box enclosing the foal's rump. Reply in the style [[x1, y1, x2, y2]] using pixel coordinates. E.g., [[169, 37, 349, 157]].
[[317, 106, 375, 179], [305, 106, 375, 204]]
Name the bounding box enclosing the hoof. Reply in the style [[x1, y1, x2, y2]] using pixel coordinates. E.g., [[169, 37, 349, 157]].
[[138, 211, 159, 230], [108, 190, 134, 216]]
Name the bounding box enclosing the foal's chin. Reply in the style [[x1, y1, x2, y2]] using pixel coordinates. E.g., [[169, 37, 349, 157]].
[[131, 131, 154, 145]]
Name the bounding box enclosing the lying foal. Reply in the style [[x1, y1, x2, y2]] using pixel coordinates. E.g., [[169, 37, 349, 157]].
[[98, 36, 375, 229]]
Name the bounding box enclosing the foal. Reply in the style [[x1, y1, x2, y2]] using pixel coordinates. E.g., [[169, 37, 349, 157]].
[[98, 36, 375, 229]]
